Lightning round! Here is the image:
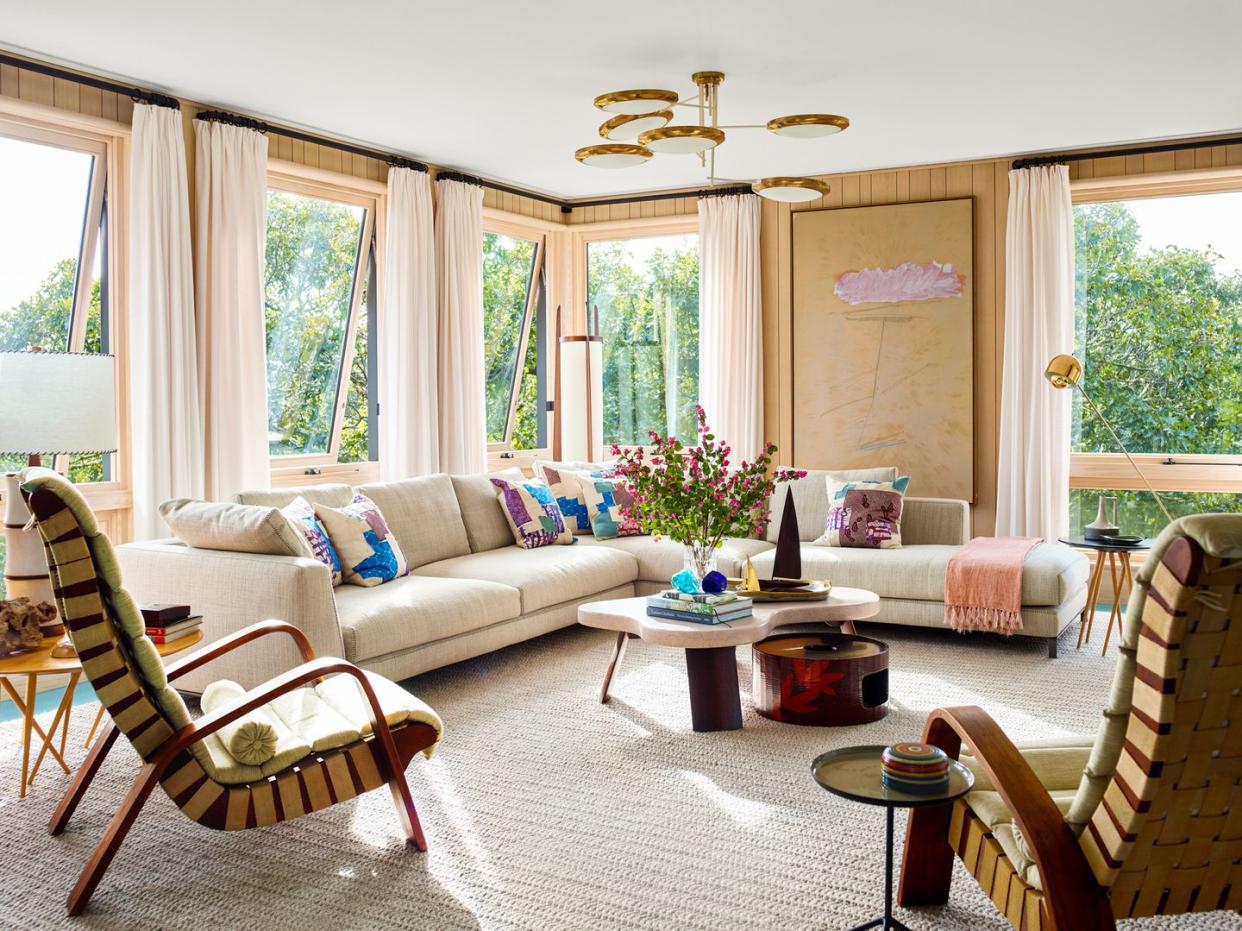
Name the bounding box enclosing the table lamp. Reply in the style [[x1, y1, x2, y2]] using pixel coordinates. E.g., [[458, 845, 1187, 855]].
[[0, 351, 117, 656], [1044, 353, 1173, 528]]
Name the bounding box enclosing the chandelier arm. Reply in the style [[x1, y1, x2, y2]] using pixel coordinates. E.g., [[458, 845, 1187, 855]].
[[716, 124, 766, 130]]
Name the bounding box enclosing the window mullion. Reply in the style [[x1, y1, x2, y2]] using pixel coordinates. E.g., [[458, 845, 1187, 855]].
[[67, 157, 106, 352], [326, 210, 374, 460], [503, 237, 544, 446]]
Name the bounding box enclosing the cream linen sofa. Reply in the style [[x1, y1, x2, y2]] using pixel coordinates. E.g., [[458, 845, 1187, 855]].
[[117, 470, 1089, 692]]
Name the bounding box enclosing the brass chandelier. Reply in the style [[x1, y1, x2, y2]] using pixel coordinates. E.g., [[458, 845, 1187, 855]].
[[574, 71, 848, 203]]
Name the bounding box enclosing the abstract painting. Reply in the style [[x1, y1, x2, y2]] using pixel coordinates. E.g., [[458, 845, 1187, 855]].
[[792, 199, 974, 501]]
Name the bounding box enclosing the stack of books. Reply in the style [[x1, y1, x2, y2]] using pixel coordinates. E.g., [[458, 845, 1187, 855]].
[[645, 590, 753, 625], [140, 603, 203, 644]]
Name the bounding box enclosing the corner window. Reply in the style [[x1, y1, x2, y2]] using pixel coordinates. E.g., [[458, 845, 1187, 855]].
[[483, 229, 547, 450], [587, 233, 700, 445], [263, 184, 376, 462], [1071, 191, 1242, 535]]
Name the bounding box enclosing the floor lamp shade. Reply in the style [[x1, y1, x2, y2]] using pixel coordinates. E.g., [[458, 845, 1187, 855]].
[[1, 351, 118, 644], [558, 336, 603, 463]]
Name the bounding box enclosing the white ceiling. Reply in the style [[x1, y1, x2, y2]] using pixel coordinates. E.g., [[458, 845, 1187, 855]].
[[5, 0, 1242, 200]]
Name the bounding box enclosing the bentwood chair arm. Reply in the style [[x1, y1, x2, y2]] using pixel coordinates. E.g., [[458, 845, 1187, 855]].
[[899, 706, 1115, 931], [153, 657, 406, 780], [164, 619, 316, 683]]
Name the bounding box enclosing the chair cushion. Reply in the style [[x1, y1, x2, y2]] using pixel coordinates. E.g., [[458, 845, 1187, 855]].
[[159, 498, 308, 557], [766, 467, 899, 543], [413, 544, 638, 613], [334, 574, 521, 661], [233, 483, 354, 509], [584, 535, 774, 583], [752, 542, 1087, 606], [452, 469, 526, 552], [354, 474, 472, 568], [190, 669, 444, 786], [960, 738, 1095, 890]]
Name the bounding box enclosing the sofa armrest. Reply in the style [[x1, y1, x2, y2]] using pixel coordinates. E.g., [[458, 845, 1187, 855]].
[[116, 540, 343, 693], [902, 497, 970, 546]]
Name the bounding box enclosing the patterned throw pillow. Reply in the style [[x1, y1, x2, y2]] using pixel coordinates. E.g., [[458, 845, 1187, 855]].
[[490, 476, 574, 549], [281, 496, 342, 585], [578, 474, 642, 540], [814, 475, 910, 549], [537, 465, 593, 535], [313, 494, 409, 587]]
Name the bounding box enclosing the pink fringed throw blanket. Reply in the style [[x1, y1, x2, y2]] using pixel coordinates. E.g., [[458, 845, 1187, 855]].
[[945, 536, 1041, 634]]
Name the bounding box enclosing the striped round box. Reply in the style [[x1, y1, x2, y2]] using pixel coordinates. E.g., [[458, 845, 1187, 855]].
[[880, 742, 950, 794]]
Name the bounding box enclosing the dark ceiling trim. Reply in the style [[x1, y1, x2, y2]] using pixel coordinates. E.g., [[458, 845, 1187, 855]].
[[568, 184, 753, 211], [0, 51, 179, 109], [1012, 133, 1242, 170]]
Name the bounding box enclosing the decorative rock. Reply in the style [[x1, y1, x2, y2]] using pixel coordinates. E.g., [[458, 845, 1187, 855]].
[[0, 597, 55, 657], [701, 570, 728, 595], [670, 570, 701, 595]]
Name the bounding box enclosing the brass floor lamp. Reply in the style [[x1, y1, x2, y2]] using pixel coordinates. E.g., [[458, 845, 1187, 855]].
[[1044, 353, 1174, 525]]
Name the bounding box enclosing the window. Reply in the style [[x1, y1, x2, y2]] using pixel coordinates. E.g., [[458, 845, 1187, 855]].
[[0, 125, 109, 483], [587, 233, 699, 446], [263, 183, 376, 462], [483, 228, 547, 449], [1070, 190, 1242, 536]]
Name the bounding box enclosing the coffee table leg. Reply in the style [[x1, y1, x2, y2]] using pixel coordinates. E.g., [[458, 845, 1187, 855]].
[[599, 631, 628, 704], [847, 806, 911, 931], [684, 646, 742, 732]]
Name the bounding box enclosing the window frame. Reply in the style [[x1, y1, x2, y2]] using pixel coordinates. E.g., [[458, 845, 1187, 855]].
[[1070, 170, 1242, 498], [482, 211, 552, 454], [264, 165, 383, 476]]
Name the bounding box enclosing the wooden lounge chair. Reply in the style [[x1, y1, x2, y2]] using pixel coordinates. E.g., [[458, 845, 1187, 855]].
[[898, 514, 1242, 930], [22, 468, 442, 916]]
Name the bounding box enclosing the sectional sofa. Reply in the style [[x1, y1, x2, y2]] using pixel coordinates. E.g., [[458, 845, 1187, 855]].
[[116, 469, 1089, 693]]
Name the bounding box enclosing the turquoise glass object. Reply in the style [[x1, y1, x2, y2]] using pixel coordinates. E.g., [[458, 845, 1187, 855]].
[[670, 570, 701, 594], [701, 570, 727, 594]]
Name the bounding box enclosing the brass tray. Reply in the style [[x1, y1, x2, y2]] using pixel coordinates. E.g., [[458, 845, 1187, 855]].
[[726, 578, 832, 602]]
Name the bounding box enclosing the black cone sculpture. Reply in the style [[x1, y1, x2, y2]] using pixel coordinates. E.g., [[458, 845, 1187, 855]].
[[771, 486, 802, 581]]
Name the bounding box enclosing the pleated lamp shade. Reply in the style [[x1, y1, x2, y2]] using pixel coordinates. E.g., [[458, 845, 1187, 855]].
[[0, 352, 118, 455], [558, 336, 603, 463]]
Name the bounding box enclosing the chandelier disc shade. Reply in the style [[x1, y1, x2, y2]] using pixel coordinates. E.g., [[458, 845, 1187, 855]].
[[575, 144, 653, 168], [752, 176, 832, 203], [599, 110, 674, 141], [637, 125, 725, 155], [767, 114, 850, 138], [593, 89, 680, 114]]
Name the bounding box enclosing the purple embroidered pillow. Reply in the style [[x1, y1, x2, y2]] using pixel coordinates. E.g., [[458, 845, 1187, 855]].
[[814, 475, 909, 549], [491, 477, 575, 549]]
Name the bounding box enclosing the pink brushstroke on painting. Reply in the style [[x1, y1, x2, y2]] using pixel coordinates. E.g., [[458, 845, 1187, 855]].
[[834, 261, 965, 305]]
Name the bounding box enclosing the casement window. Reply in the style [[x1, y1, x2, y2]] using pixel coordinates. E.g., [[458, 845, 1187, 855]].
[[483, 221, 548, 451], [585, 231, 700, 446], [263, 174, 378, 466], [0, 122, 110, 483], [1070, 182, 1242, 535]]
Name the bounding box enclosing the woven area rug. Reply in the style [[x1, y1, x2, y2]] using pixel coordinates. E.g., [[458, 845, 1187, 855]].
[[2, 622, 1240, 931]]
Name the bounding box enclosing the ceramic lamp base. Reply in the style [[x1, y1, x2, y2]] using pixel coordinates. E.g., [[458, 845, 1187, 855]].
[[3, 471, 58, 616]]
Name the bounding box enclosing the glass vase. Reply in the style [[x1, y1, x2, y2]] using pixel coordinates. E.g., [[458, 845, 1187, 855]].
[[682, 542, 719, 585]]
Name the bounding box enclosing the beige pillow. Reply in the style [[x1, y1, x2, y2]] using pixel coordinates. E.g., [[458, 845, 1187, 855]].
[[159, 499, 309, 556]]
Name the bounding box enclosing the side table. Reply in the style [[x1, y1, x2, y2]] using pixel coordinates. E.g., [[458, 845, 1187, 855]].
[[812, 744, 974, 931], [0, 630, 202, 797], [1058, 537, 1152, 655]]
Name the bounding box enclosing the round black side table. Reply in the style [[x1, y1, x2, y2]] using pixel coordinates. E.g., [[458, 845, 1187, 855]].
[[812, 744, 974, 931], [1058, 537, 1152, 654]]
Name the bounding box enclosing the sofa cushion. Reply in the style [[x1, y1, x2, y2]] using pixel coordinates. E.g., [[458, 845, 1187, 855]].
[[234, 483, 353, 509], [752, 541, 1087, 606], [584, 535, 775, 583], [451, 468, 525, 552], [355, 474, 471, 568], [961, 737, 1095, 890], [334, 574, 521, 662], [413, 544, 637, 614], [766, 467, 899, 543], [159, 498, 308, 557]]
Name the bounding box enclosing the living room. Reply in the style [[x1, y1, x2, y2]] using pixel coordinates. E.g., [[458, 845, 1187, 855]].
[[0, 3, 1240, 929]]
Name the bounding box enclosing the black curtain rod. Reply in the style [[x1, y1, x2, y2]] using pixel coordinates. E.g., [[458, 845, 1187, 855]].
[[0, 52, 179, 109], [436, 170, 570, 213], [1013, 133, 1242, 170], [568, 183, 754, 211], [195, 110, 428, 172]]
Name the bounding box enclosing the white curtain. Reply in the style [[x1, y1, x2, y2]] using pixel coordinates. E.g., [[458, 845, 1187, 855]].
[[379, 167, 438, 479], [434, 177, 486, 473], [194, 120, 271, 500], [996, 165, 1075, 540], [698, 193, 764, 460], [129, 103, 203, 538]]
